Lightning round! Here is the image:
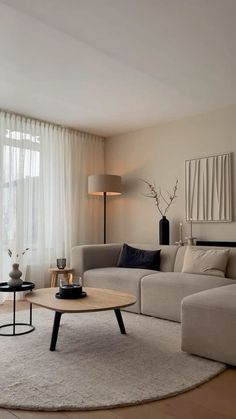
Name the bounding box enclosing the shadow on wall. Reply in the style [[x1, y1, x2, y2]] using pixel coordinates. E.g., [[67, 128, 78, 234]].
[[231, 153, 235, 221], [119, 167, 155, 196]]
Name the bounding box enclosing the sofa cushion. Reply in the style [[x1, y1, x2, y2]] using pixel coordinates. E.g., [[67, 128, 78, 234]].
[[84, 267, 157, 313], [141, 272, 236, 322], [131, 244, 179, 272], [174, 246, 236, 280], [181, 284, 236, 365], [182, 246, 229, 277], [117, 243, 161, 270]]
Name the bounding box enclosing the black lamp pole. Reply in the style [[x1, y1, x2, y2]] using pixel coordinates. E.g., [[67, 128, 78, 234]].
[[103, 192, 107, 244]]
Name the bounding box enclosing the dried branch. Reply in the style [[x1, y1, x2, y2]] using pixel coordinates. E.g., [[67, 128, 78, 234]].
[[7, 248, 30, 259], [8, 249, 12, 258], [160, 191, 169, 206], [141, 178, 178, 217]]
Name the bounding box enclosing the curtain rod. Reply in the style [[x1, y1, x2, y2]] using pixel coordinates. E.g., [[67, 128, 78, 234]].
[[0, 108, 104, 141]]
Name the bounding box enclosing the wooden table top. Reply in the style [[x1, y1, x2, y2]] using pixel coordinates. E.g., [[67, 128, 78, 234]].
[[26, 287, 136, 313], [48, 268, 73, 273]]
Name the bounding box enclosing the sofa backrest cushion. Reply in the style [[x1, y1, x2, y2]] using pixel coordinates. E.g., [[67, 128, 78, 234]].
[[174, 246, 236, 279], [181, 246, 229, 277]]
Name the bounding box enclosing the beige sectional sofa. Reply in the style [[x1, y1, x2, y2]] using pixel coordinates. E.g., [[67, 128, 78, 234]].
[[71, 243, 236, 321], [71, 243, 236, 365]]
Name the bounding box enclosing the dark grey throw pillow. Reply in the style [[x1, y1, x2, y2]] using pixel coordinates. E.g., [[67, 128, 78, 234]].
[[117, 243, 161, 271]]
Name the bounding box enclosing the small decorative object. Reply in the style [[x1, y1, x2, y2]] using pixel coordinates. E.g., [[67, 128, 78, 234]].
[[8, 263, 23, 287], [185, 219, 196, 245], [175, 222, 184, 246], [57, 258, 66, 269], [73, 277, 83, 287], [141, 179, 178, 245], [7, 247, 30, 287], [56, 277, 86, 299]]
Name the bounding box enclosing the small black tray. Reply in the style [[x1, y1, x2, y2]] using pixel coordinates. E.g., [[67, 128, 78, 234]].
[[0, 281, 35, 292], [55, 291, 87, 300]]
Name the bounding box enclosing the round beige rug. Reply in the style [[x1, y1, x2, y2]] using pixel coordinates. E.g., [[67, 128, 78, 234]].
[[0, 308, 225, 410]]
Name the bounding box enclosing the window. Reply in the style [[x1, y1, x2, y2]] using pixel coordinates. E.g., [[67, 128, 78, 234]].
[[2, 129, 40, 245]]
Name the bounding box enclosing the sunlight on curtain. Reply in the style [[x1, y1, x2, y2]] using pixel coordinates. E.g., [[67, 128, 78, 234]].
[[0, 111, 104, 301]]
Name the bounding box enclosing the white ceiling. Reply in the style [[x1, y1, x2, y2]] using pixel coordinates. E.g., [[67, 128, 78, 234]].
[[0, 0, 236, 137]]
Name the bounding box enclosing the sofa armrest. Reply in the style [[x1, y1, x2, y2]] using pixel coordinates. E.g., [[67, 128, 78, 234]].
[[71, 244, 122, 279]]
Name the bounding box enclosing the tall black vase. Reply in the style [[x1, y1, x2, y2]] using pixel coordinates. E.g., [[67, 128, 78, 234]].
[[159, 216, 169, 245]]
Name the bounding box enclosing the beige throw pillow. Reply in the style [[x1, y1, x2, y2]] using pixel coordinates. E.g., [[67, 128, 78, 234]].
[[182, 246, 230, 277]]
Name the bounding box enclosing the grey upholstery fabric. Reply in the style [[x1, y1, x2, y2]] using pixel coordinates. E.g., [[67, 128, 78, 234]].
[[141, 272, 236, 322], [181, 284, 236, 365], [71, 244, 122, 279], [84, 267, 157, 313]]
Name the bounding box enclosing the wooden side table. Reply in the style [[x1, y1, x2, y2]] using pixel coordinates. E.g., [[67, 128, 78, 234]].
[[49, 268, 74, 287]]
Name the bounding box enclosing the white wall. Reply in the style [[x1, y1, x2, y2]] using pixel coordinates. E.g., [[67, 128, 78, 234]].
[[105, 105, 236, 245]]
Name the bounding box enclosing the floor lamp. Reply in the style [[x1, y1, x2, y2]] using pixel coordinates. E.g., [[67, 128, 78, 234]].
[[88, 174, 122, 244]]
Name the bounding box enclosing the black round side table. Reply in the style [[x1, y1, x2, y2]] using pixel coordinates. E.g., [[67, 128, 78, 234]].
[[0, 281, 35, 336]]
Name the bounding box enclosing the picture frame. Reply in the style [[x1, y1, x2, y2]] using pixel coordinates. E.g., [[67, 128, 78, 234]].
[[185, 153, 232, 222]]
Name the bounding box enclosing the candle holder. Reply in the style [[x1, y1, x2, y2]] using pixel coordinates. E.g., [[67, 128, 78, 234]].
[[185, 237, 197, 246], [186, 219, 197, 245], [175, 240, 184, 246], [57, 258, 66, 269], [175, 222, 184, 246], [57, 277, 86, 299]]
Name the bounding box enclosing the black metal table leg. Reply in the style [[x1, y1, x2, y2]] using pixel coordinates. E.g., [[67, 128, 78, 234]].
[[13, 291, 16, 335], [114, 309, 126, 334], [50, 311, 62, 351], [0, 282, 35, 336], [29, 303, 32, 325]]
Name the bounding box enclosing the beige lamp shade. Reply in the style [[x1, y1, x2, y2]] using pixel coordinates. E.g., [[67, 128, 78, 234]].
[[88, 174, 122, 196]]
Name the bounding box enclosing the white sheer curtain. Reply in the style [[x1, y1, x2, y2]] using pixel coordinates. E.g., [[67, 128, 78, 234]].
[[0, 111, 104, 299]]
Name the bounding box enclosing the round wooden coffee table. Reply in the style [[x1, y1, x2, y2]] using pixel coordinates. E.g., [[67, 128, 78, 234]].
[[26, 287, 136, 351]]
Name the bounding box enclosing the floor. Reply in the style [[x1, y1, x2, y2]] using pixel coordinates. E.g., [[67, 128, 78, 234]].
[[0, 301, 236, 419]]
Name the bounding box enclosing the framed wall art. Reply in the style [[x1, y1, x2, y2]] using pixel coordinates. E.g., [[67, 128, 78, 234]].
[[185, 153, 232, 222]]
